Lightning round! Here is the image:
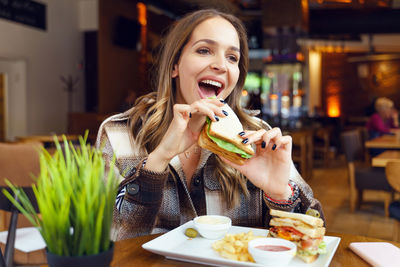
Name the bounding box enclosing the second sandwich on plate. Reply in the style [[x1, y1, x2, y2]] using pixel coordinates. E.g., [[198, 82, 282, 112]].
[[268, 209, 327, 263]]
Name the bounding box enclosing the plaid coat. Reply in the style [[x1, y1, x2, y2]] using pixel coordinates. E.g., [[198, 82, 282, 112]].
[[96, 112, 324, 241]]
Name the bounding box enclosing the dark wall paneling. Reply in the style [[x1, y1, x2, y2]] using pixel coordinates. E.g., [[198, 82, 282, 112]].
[[310, 9, 400, 34], [262, 0, 308, 32], [360, 60, 400, 108], [98, 0, 140, 114], [320, 53, 366, 119], [320, 53, 400, 121], [84, 31, 98, 112], [113, 16, 141, 50], [97, 0, 174, 114]]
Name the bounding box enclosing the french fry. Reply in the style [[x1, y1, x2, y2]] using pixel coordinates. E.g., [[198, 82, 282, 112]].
[[212, 231, 263, 262]]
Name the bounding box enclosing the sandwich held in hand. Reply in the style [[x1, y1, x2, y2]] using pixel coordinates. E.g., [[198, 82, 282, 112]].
[[198, 104, 254, 165], [268, 209, 327, 263]]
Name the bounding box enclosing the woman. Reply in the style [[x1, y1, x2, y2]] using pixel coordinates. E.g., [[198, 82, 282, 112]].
[[96, 9, 324, 241], [366, 97, 399, 139]]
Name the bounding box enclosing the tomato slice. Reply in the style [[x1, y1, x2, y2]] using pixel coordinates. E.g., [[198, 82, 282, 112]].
[[301, 239, 314, 249], [280, 227, 304, 238], [272, 226, 304, 241]]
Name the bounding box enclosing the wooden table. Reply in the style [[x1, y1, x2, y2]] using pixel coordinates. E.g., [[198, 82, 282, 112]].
[[365, 135, 400, 149], [111, 232, 400, 267], [371, 150, 400, 167]]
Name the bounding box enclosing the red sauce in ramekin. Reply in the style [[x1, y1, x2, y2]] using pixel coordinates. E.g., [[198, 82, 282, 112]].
[[255, 245, 291, 252]]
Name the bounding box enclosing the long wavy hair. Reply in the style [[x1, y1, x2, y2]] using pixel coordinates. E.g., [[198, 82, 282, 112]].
[[127, 9, 263, 208]]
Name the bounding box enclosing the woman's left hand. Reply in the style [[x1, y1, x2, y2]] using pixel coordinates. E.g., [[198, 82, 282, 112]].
[[220, 127, 292, 200]]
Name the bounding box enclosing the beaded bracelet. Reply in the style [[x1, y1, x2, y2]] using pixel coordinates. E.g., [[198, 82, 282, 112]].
[[263, 181, 299, 206], [141, 158, 147, 169]]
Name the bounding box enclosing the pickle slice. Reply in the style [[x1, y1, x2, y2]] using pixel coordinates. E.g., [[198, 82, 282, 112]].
[[185, 228, 198, 238], [306, 209, 320, 218]]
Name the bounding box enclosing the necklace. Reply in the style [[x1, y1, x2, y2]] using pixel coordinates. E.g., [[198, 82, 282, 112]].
[[184, 145, 201, 159]]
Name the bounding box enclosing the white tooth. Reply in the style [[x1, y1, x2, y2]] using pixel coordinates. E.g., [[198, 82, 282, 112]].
[[202, 80, 222, 88]]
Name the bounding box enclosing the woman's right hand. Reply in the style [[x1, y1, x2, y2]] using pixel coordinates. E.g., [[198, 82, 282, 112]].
[[145, 98, 226, 172]]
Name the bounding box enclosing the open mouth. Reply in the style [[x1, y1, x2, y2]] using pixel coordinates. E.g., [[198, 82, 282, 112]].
[[198, 79, 224, 98]]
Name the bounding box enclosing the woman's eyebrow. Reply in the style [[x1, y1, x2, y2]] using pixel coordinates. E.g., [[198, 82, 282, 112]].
[[192, 39, 240, 52]]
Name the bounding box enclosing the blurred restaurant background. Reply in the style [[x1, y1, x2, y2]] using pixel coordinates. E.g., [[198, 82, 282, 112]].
[[1, 0, 400, 245]]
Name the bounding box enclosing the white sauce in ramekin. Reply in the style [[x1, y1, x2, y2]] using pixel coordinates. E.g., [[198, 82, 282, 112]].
[[196, 216, 229, 225]]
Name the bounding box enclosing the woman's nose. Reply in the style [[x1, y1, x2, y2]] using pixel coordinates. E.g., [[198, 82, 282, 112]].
[[210, 55, 227, 72]]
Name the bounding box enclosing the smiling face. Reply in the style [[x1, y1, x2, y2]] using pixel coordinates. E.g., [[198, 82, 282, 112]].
[[172, 17, 241, 104]]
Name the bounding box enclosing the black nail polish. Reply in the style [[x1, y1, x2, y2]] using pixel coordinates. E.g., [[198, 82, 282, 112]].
[[238, 131, 245, 136], [220, 99, 226, 103], [272, 144, 277, 150], [214, 115, 219, 121], [222, 110, 228, 116], [242, 138, 249, 144], [261, 141, 266, 148], [189, 112, 192, 118]]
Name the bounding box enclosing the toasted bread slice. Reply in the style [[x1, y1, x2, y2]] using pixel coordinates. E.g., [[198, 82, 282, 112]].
[[269, 217, 326, 239], [198, 127, 246, 165], [270, 209, 324, 228], [208, 104, 254, 155], [296, 252, 319, 263]]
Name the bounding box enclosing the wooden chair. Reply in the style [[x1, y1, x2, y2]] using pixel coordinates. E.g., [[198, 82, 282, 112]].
[[358, 126, 371, 163], [0, 187, 37, 267], [313, 128, 330, 167], [0, 142, 46, 266], [385, 162, 400, 193], [306, 133, 314, 180], [341, 130, 393, 216], [385, 161, 400, 242], [291, 130, 313, 180]]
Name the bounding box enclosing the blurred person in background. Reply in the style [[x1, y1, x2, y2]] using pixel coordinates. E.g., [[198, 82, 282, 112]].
[[366, 97, 399, 156], [366, 97, 399, 139]]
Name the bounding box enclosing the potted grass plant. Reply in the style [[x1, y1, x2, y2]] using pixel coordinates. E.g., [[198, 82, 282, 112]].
[[3, 133, 118, 267]]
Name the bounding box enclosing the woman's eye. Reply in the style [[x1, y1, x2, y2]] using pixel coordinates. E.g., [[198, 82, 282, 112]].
[[227, 55, 239, 62], [197, 48, 210, 55]]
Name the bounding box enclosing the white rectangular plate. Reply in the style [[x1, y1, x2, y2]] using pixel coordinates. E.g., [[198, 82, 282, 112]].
[[142, 221, 341, 267]]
